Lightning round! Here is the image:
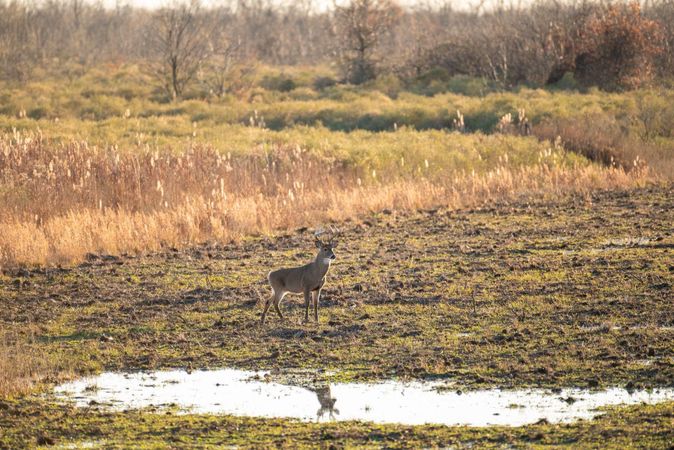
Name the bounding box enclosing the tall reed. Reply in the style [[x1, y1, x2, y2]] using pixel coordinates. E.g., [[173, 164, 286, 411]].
[[0, 131, 647, 267]]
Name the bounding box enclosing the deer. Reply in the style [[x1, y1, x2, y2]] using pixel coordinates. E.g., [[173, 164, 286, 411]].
[[260, 228, 340, 325]]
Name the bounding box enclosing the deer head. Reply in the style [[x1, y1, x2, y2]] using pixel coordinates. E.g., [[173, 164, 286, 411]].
[[314, 226, 340, 262]]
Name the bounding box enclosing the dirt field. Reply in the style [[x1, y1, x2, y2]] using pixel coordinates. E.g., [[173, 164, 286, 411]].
[[1, 184, 673, 447]]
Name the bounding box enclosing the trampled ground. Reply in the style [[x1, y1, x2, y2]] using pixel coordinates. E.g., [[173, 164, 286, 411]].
[[1, 184, 673, 447]]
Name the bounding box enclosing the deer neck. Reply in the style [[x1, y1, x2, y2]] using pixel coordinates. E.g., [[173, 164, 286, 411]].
[[312, 253, 331, 277]]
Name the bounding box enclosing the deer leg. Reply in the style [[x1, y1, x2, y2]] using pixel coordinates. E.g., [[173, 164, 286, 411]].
[[313, 289, 321, 323], [303, 289, 311, 323], [260, 293, 274, 324], [273, 292, 284, 319]]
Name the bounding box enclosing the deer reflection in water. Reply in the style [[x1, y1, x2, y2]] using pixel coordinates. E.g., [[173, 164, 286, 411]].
[[307, 384, 339, 420]]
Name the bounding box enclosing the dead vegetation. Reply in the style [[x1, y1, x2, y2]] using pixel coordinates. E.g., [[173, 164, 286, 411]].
[[532, 114, 673, 177], [0, 131, 646, 267]]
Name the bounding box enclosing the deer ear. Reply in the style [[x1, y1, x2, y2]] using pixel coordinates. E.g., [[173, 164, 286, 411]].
[[315, 239, 322, 248], [331, 242, 338, 248]]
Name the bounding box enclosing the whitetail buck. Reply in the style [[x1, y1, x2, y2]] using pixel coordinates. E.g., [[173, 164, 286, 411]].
[[260, 228, 339, 325]]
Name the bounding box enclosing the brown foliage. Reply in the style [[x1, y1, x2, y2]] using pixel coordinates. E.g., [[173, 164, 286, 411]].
[[648, 0, 674, 77], [1, 0, 674, 91], [399, 2, 674, 91], [575, 3, 664, 90]]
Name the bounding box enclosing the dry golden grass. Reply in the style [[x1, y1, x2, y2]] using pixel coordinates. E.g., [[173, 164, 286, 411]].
[[0, 167, 645, 267], [0, 130, 649, 267]]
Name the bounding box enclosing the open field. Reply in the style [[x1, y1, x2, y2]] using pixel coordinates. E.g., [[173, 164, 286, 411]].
[[1, 54, 674, 447], [1, 184, 673, 447], [2, 0, 674, 444]]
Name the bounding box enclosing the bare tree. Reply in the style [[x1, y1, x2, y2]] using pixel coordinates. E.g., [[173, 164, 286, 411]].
[[146, 0, 214, 100], [386, 3, 450, 78], [334, 0, 401, 84], [199, 34, 257, 98], [0, 2, 37, 81], [1, 0, 674, 92]]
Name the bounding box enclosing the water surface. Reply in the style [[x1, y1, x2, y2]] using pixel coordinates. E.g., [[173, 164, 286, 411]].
[[54, 369, 674, 427]]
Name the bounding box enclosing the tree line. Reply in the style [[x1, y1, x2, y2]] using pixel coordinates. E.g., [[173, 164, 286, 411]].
[[1, 0, 673, 97]]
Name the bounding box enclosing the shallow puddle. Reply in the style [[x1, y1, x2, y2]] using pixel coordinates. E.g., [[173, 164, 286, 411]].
[[54, 369, 674, 427]]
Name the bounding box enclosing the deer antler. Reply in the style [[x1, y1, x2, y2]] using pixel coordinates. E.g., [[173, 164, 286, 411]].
[[328, 225, 341, 244], [314, 227, 328, 245], [314, 226, 340, 245]]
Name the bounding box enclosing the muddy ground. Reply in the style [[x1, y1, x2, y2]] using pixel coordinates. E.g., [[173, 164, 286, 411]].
[[1, 184, 673, 447]]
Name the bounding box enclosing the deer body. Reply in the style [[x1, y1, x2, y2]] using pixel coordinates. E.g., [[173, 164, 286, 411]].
[[260, 235, 338, 325]]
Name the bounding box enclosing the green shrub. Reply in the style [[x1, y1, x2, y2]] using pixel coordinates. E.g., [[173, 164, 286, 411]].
[[288, 87, 319, 101], [445, 76, 494, 96], [366, 74, 404, 99], [547, 72, 580, 91], [313, 76, 337, 90], [27, 107, 50, 120], [261, 74, 297, 92], [410, 70, 496, 97]]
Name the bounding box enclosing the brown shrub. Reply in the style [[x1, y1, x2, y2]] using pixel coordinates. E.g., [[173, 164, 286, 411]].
[[575, 3, 664, 90]]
